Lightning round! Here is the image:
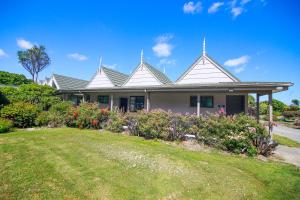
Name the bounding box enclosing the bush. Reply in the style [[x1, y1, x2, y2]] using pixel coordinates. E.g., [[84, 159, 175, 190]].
[[0, 102, 39, 128], [0, 71, 32, 85], [294, 118, 300, 126], [65, 103, 109, 129], [282, 111, 300, 119], [0, 118, 13, 133], [124, 110, 270, 156], [0, 84, 61, 110], [285, 105, 300, 111], [105, 109, 125, 133]]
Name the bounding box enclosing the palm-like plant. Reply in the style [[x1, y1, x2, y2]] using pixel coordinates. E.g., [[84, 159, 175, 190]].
[[18, 45, 50, 83]]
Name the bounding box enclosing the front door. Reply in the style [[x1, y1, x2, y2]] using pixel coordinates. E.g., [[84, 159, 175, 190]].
[[226, 95, 245, 115], [119, 98, 128, 112]]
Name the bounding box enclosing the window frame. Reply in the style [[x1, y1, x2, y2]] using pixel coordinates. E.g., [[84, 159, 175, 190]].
[[97, 95, 109, 106], [129, 96, 145, 112], [189, 96, 197, 107]]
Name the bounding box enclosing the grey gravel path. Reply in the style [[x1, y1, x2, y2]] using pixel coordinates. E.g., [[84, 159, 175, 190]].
[[272, 124, 300, 142]]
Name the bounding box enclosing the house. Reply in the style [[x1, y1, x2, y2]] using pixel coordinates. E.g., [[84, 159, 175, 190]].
[[43, 39, 293, 126]]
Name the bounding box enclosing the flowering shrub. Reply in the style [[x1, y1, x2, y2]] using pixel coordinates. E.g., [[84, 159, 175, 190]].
[[105, 109, 125, 133], [123, 110, 271, 156], [65, 103, 109, 129]]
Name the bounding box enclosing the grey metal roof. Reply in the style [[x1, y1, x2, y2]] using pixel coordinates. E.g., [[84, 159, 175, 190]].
[[176, 54, 240, 82], [102, 67, 129, 86], [53, 74, 88, 90], [144, 62, 172, 84], [59, 81, 293, 95]]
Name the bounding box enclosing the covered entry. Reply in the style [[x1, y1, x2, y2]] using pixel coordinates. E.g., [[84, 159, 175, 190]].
[[226, 95, 245, 115]]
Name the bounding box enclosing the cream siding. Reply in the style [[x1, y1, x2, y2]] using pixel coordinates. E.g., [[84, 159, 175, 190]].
[[124, 65, 161, 86], [87, 70, 114, 88], [177, 58, 234, 84]]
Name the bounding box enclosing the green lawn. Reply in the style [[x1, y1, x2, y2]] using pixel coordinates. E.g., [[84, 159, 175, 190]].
[[0, 128, 300, 199], [273, 134, 300, 148]]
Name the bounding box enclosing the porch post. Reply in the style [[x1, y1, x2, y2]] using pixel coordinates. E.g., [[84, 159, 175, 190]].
[[268, 92, 273, 133], [82, 94, 85, 103], [146, 92, 150, 112], [110, 94, 114, 110], [256, 93, 260, 123], [197, 94, 201, 117]]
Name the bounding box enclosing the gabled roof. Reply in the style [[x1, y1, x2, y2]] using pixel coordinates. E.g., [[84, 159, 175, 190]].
[[53, 74, 89, 90], [101, 67, 129, 86], [123, 62, 172, 86], [176, 54, 240, 83]]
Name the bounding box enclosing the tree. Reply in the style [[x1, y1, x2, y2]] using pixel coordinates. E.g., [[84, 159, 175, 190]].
[[17, 45, 50, 83], [292, 99, 299, 107], [248, 95, 255, 108]]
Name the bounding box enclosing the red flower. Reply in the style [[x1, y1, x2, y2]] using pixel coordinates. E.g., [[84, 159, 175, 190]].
[[92, 119, 99, 126], [73, 111, 78, 118]]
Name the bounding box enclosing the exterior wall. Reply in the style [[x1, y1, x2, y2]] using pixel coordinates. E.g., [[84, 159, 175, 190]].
[[124, 65, 161, 86], [82, 92, 247, 115], [87, 70, 114, 88], [150, 92, 226, 114], [177, 58, 234, 84]]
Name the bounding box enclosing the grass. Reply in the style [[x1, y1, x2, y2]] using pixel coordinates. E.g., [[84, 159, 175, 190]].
[[0, 128, 300, 199], [273, 134, 300, 148]]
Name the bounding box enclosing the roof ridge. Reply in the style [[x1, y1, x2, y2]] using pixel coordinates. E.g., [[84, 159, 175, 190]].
[[53, 73, 88, 82], [143, 62, 172, 84], [101, 66, 129, 77]]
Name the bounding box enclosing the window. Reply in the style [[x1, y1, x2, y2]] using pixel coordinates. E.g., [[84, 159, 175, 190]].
[[190, 96, 197, 107], [130, 96, 144, 111], [98, 95, 109, 107], [85, 94, 90, 102], [201, 96, 214, 108]]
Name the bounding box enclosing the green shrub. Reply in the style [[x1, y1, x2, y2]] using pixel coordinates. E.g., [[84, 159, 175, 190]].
[[65, 103, 109, 129], [105, 109, 125, 133], [0, 118, 13, 133], [282, 111, 300, 119], [35, 111, 65, 128], [124, 110, 269, 156], [0, 84, 61, 110], [0, 102, 39, 128], [285, 105, 300, 111], [0, 71, 32, 85]]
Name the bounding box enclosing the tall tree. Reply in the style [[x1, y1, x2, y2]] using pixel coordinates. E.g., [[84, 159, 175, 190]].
[[292, 99, 300, 107], [17, 45, 50, 83]]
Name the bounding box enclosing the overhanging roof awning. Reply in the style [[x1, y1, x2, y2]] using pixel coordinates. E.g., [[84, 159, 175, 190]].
[[56, 82, 293, 94]]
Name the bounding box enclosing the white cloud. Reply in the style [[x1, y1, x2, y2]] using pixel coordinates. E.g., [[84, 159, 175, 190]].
[[183, 1, 202, 14], [224, 55, 250, 66], [208, 2, 224, 14], [68, 53, 88, 61], [241, 0, 251, 5], [152, 34, 174, 58], [16, 38, 33, 49], [103, 63, 117, 69], [0, 49, 8, 58], [231, 7, 244, 18]]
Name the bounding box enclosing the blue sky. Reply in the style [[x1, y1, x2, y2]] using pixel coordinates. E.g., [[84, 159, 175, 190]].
[[0, 0, 299, 103]]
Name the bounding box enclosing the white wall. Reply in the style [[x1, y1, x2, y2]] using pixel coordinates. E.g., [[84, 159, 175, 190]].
[[150, 92, 226, 114], [177, 58, 234, 84], [85, 92, 247, 115], [124, 65, 161, 86], [87, 70, 114, 88]]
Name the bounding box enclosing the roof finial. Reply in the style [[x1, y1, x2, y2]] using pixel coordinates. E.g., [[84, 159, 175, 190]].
[[202, 37, 206, 56], [98, 56, 102, 73], [141, 49, 144, 65]]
